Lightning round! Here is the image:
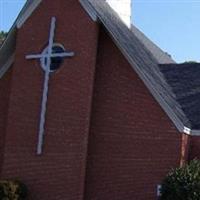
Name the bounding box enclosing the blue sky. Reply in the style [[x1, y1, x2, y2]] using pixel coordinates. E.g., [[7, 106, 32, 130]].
[[0, 0, 200, 63], [0, 0, 25, 31]]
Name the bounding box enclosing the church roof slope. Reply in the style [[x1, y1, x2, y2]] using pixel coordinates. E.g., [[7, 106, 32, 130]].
[[160, 63, 200, 131]]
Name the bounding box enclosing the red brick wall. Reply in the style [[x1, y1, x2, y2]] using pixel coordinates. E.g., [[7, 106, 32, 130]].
[[180, 134, 190, 166], [1, 1, 99, 200], [0, 69, 12, 176], [84, 28, 183, 200], [189, 137, 200, 160]]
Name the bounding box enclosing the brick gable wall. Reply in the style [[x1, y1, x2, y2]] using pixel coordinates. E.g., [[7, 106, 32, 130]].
[[0, 69, 12, 176], [84, 28, 183, 200], [0, 1, 99, 200], [189, 137, 200, 160]]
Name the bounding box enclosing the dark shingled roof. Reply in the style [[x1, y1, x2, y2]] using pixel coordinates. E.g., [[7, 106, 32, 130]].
[[160, 63, 200, 130]]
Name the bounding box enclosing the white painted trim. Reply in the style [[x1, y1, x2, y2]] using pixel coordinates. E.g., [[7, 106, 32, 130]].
[[183, 127, 191, 135], [26, 17, 75, 154], [26, 52, 74, 59], [16, 0, 42, 29], [40, 47, 74, 72], [37, 17, 56, 155], [26, 17, 56, 155], [182, 127, 200, 136], [79, 0, 98, 21], [157, 185, 162, 197], [0, 54, 15, 79], [189, 129, 200, 136]]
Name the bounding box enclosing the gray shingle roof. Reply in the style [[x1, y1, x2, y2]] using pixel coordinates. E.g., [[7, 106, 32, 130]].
[[160, 63, 200, 130]]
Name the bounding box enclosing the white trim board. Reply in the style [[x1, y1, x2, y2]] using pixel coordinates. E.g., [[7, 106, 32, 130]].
[[0, 54, 15, 79], [26, 17, 75, 154], [16, 0, 42, 28], [79, 0, 98, 21], [17, 0, 98, 29]]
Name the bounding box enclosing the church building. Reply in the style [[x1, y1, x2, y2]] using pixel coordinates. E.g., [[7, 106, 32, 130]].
[[1, 0, 200, 199]]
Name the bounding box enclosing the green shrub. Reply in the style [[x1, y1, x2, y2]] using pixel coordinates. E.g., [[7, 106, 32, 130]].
[[160, 159, 200, 200], [0, 180, 28, 200]]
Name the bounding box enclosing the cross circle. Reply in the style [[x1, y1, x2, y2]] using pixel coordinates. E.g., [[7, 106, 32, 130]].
[[40, 43, 65, 72]]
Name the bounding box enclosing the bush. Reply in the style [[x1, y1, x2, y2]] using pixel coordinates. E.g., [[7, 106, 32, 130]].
[[160, 159, 200, 200], [0, 180, 28, 200]]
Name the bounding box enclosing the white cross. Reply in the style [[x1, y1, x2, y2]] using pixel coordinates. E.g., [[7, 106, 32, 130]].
[[26, 17, 74, 155]]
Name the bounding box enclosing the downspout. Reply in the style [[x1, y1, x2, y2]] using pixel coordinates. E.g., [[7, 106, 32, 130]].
[[180, 133, 191, 166]]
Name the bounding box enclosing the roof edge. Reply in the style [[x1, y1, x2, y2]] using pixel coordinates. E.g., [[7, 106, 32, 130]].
[[79, 0, 98, 21], [184, 128, 200, 136], [0, 0, 42, 78], [0, 54, 15, 78], [16, 0, 42, 28]]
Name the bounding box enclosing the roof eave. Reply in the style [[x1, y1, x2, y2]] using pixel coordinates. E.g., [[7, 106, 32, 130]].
[[79, 0, 98, 22], [183, 128, 200, 136], [0, 27, 16, 74], [16, 0, 42, 29]]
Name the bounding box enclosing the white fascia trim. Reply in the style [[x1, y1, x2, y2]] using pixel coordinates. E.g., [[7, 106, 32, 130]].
[[17, 0, 98, 29], [16, 0, 42, 29], [177, 125, 200, 136], [189, 129, 200, 136], [79, 0, 98, 21], [183, 127, 200, 136], [183, 127, 191, 135], [0, 54, 15, 79]]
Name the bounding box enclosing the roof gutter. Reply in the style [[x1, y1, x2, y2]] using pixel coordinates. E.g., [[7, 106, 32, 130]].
[[185, 128, 200, 136]]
